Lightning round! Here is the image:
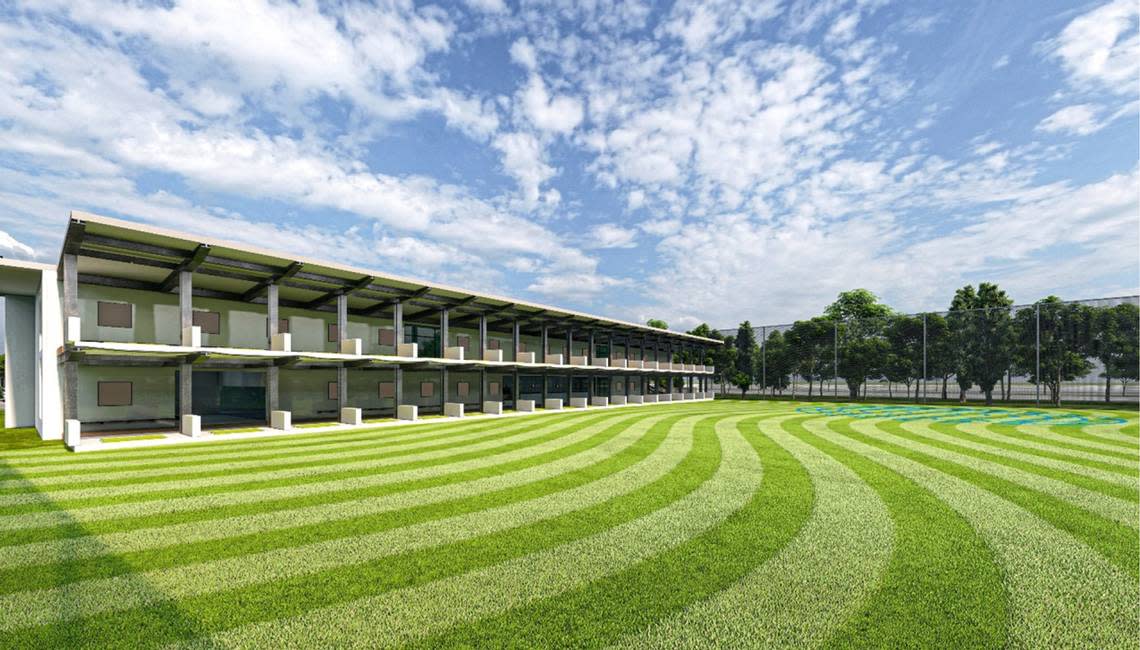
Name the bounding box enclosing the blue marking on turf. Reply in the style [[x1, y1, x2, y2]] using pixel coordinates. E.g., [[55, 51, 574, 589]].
[[795, 404, 1127, 426]]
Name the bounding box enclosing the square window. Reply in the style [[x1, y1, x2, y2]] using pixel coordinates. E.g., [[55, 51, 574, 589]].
[[97, 301, 132, 328], [489, 381, 500, 396], [266, 318, 289, 336], [193, 311, 221, 335], [488, 339, 500, 350], [420, 381, 435, 398], [456, 334, 470, 348], [519, 342, 527, 352], [378, 381, 395, 398], [327, 323, 338, 343], [457, 382, 469, 398], [97, 381, 132, 407], [378, 329, 396, 346], [327, 381, 338, 401]]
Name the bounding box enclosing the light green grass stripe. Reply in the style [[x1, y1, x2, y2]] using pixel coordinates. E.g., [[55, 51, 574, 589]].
[[0, 414, 569, 486], [610, 418, 892, 649], [0, 412, 648, 532], [0, 413, 623, 507], [0, 413, 669, 569], [854, 420, 1138, 527], [0, 413, 710, 631], [172, 414, 761, 649], [816, 420, 1138, 648], [1046, 422, 1138, 448], [913, 423, 1140, 485], [982, 422, 1140, 462]]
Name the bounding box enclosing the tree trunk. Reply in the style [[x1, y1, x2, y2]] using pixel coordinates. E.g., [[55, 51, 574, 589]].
[[942, 376, 948, 400], [984, 389, 993, 406], [958, 387, 967, 404], [887, 381, 892, 398], [1105, 374, 1111, 403], [808, 378, 814, 398], [998, 375, 1004, 403]]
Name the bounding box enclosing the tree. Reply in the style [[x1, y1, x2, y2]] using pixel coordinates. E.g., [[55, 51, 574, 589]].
[[948, 283, 1014, 405], [1014, 297, 1094, 406], [762, 329, 793, 394], [686, 324, 720, 366], [919, 313, 953, 400], [1091, 303, 1139, 402], [712, 335, 738, 396], [731, 371, 752, 398], [785, 318, 833, 397], [647, 319, 668, 330], [824, 288, 893, 322], [827, 290, 892, 399], [733, 321, 760, 395], [884, 314, 925, 400]]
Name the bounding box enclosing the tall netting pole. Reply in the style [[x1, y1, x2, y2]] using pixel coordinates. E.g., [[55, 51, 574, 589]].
[[761, 325, 767, 398], [833, 321, 839, 398], [922, 312, 927, 404], [1035, 302, 1041, 406]]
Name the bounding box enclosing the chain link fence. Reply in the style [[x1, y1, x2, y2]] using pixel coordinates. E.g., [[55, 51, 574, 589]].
[[718, 295, 1140, 405]]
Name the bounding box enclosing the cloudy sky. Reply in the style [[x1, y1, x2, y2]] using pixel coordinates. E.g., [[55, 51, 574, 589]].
[[0, 0, 1136, 332]]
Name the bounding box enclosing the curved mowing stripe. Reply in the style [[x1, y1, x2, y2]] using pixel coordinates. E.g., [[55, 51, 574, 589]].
[[610, 416, 892, 649], [0, 413, 587, 489], [796, 419, 1009, 648], [0, 411, 648, 532], [967, 422, 1140, 466], [1047, 422, 1138, 449], [5, 412, 725, 648], [823, 419, 1138, 578], [919, 423, 1140, 483], [857, 420, 1138, 526], [0, 410, 629, 506], [167, 413, 765, 649], [817, 421, 1139, 648], [0, 413, 711, 631]]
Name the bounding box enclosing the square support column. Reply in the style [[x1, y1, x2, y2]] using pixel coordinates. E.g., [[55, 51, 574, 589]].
[[478, 314, 488, 360], [393, 301, 403, 344], [588, 330, 595, 366], [440, 308, 449, 359], [512, 320, 520, 362], [541, 325, 549, 360]]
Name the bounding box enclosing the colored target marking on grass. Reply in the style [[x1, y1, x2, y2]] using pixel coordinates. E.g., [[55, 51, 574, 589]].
[[795, 404, 1128, 427]]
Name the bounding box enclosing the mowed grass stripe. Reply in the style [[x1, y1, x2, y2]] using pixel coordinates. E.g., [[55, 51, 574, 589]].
[[169, 413, 763, 649], [819, 419, 1138, 577], [921, 422, 1140, 483], [7, 413, 724, 648], [0, 410, 659, 525], [863, 421, 1138, 522], [0, 413, 585, 488], [611, 416, 891, 649], [0, 411, 677, 592], [973, 422, 1140, 464], [0, 411, 629, 509], [818, 421, 1139, 648], [0, 410, 678, 543], [1046, 422, 1138, 449], [794, 420, 1008, 649]]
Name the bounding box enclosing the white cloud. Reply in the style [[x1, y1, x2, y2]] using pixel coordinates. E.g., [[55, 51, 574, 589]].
[[465, 0, 508, 14], [0, 230, 35, 258], [509, 38, 537, 70], [493, 131, 556, 206], [1045, 0, 1139, 94], [527, 272, 631, 301], [519, 75, 584, 134], [1036, 104, 1106, 136], [588, 224, 638, 249], [992, 54, 1010, 70]]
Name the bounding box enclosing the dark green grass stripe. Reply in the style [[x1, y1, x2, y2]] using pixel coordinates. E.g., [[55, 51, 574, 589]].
[[0, 412, 618, 497], [792, 423, 1008, 649], [876, 421, 1138, 502], [1044, 424, 1139, 451], [402, 416, 814, 650], [4, 414, 730, 649], [0, 415, 558, 483], [0, 411, 664, 547], [0, 412, 628, 517], [0, 411, 685, 595], [827, 420, 1139, 578], [942, 423, 1140, 475], [979, 423, 1140, 462]]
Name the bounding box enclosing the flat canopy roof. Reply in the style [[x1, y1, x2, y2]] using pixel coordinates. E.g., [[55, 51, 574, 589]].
[[60, 211, 721, 345]]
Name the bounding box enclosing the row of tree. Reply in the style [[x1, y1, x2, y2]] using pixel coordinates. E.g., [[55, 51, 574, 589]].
[[682, 285, 1139, 405]]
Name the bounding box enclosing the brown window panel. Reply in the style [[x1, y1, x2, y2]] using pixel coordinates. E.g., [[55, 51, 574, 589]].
[[378, 328, 396, 346], [193, 311, 221, 335], [97, 381, 132, 407], [378, 381, 395, 398], [327, 381, 338, 401], [97, 301, 132, 328], [327, 323, 338, 342]]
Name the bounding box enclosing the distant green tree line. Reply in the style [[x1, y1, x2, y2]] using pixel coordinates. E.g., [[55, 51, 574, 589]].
[[687, 285, 1138, 405]]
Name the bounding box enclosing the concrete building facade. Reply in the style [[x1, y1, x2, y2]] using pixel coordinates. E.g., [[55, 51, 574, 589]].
[[1, 212, 718, 448]]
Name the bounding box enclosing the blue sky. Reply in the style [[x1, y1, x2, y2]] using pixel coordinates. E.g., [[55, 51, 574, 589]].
[[0, 0, 1136, 333]]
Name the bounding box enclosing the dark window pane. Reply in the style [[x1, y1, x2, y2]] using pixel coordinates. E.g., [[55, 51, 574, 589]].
[[97, 381, 132, 406], [97, 302, 132, 328], [327, 323, 338, 342]]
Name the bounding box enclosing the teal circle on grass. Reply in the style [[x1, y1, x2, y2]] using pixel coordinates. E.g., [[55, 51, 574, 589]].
[[795, 404, 1127, 427]]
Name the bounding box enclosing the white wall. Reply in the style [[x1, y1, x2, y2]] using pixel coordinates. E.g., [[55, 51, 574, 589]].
[[77, 365, 175, 422], [4, 296, 35, 427]]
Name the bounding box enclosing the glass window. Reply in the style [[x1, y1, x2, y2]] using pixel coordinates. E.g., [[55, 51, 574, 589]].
[[327, 381, 338, 400], [97, 381, 132, 406], [327, 323, 338, 342], [193, 311, 221, 335], [97, 301, 132, 328], [378, 382, 395, 398]]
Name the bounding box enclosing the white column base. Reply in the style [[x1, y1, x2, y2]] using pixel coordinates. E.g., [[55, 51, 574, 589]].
[[517, 352, 536, 364], [483, 401, 503, 414], [611, 395, 627, 405], [66, 316, 82, 343], [673, 393, 684, 401], [181, 414, 201, 438], [590, 396, 609, 407], [340, 339, 362, 356], [445, 346, 465, 360], [340, 407, 362, 425], [397, 404, 418, 420], [544, 398, 563, 410], [444, 402, 464, 417], [517, 399, 536, 412], [644, 394, 658, 403], [271, 410, 292, 430], [593, 358, 609, 367], [570, 355, 588, 366], [544, 354, 563, 365], [64, 419, 82, 449], [628, 395, 644, 404], [660, 394, 672, 402], [182, 325, 201, 348], [271, 333, 292, 352], [611, 359, 627, 368], [483, 350, 503, 362], [397, 343, 418, 358], [569, 397, 588, 408]]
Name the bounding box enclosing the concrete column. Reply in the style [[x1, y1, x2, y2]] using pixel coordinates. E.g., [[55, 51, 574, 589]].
[[541, 325, 548, 359], [178, 270, 193, 421], [61, 254, 79, 422], [513, 369, 520, 406], [394, 365, 403, 411], [566, 328, 573, 359], [393, 301, 403, 344], [480, 366, 488, 407], [512, 320, 520, 361], [588, 330, 595, 365], [266, 283, 279, 418], [541, 371, 548, 403], [337, 294, 348, 409], [440, 308, 449, 359], [441, 366, 449, 407], [566, 370, 572, 402], [478, 314, 488, 359]]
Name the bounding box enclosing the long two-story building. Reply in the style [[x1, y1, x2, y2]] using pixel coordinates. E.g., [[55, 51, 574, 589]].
[[2, 212, 719, 447]]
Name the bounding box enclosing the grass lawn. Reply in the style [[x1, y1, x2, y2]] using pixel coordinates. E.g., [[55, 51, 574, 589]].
[[0, 400, 1135, 648]]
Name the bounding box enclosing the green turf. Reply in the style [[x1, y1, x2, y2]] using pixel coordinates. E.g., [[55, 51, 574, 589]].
[[0, 400, 1134, 648], [100, 435, 169, 444]]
